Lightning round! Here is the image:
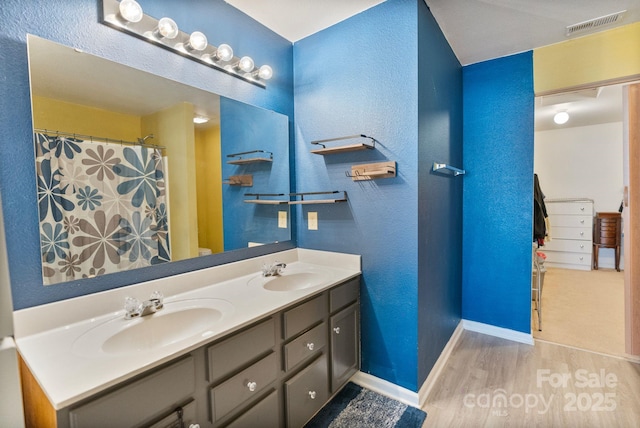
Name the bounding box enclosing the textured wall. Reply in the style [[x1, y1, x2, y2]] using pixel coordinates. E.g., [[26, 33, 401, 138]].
[[416, 3, 463, 386], [293, 0, 462, 391], [462, 52, 535, 333], [0, 0, 294, 309]]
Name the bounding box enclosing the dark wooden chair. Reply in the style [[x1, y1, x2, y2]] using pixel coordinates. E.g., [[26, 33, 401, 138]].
[[592, 212, 622, 271]]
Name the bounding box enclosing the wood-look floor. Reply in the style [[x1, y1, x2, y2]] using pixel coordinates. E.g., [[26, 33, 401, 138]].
[[422, 331, 640, 427]]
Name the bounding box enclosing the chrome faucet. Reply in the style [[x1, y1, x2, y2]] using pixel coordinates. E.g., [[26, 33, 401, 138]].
[[262, 261, 286, 277], [124, 291, 164, 319]]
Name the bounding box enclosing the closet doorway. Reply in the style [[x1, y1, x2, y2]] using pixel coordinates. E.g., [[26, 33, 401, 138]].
[[533, 82, 633, 357]]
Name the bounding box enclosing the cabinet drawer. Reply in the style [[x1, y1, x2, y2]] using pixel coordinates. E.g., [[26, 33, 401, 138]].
[[284, 322, 326, 371], [548, 214, 592, 228], [69, 356, 195, 428], [226, 389, 279, 428], [551, 226, 592, 241], [544, 251, 591, 266], [330, 277, 359, 313], [546, 202, 593, 216], [210, 352, 277, 423], [542, 239, 591, 254], [283, 294, 327, 340], [207, 317, 275, 383], [148, 399, 197, 428], [285, 355, 329, 428]]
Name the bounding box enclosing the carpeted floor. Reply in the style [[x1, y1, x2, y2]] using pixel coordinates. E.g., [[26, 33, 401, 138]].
[[306, 382, 427, 428], [532, 267, 625, 356]]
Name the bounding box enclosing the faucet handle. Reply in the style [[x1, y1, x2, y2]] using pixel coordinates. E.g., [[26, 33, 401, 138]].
[[124, 297, 141, 318], [150, 290, 164, 308]]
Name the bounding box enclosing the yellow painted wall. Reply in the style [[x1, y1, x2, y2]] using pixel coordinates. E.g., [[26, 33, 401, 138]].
[[534, 22, 640, 94], [195, 126, 224, 254], [142, 103, 199, 260], [31, 96, 141, 140]]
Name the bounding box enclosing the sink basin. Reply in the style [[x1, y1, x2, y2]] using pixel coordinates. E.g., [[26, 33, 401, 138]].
[[72, 298, 234, 357], [249, 268, 331, 292]]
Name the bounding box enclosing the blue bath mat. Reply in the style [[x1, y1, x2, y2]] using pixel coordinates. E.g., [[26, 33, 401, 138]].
[[305, 382, 427, 428]]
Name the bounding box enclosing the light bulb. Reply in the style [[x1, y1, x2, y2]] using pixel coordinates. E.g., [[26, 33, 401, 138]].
[[257, 65, 273, 80], [237, 56, 255, 73], [186, 31, 207, 51], [118, 0, 143, 23], [156, 17, 179, 39], [553, 111, 569, 125], [215, 44, 234, 62]]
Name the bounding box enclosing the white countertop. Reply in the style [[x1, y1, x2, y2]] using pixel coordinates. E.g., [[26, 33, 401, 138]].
[[14, 248, 361, 410]]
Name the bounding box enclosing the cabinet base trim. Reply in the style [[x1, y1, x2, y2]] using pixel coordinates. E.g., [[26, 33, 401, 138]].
[[462, 319, 534, 345], [350, 372, 419, 408]]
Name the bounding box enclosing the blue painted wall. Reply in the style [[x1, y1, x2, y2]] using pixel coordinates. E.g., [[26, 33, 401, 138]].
[[220, 97, 290, 250], [294, 0, 462, 392], [416, 3, 463, 385], [462, 52, 534, 333], [0, 0, 294, 309]]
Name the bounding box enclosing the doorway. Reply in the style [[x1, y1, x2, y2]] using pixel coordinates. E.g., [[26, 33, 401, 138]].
[[532, 83, 627, 356]]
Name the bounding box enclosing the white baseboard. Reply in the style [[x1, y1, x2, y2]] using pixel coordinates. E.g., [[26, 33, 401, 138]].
[[417, 321, 464, 407], [462, 319, 534, 345], [350, 371, 420, 408]]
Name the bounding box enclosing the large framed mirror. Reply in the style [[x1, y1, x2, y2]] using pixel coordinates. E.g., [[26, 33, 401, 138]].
[[28, 35, 291, 285]]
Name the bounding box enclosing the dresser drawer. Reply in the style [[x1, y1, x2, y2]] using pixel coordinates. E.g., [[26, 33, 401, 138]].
[[283, 294, 327, 340], [285, 355, 329, 428], [551, 226, 592, 241], [210, 352, 278, 423], [284, 322, 326, 371], [542, 239, 591, 254], [544, 251, 591, 266], [330, 277, 359, 313], [548, 214, 592, 228], [546, 201, 593, 216], [207, 317, 275, 383]]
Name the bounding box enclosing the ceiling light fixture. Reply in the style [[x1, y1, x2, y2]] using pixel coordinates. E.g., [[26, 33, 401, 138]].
[[193, 115, 210, 124], [100, 0, 272, 87], [118, 0, 143, 23], [553, 111, 569, 125]]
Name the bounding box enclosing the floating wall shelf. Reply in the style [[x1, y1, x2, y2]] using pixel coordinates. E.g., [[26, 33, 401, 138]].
[[244, 193, 288, 205], [223, 175, 253, 186], [347, 161, 396, 181], [227, 150, 273, 165], [289, 191, 348, 205], [310, 134, 376, 155]]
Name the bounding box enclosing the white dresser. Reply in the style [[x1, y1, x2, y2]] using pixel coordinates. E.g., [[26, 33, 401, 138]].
[[542, 199, 594, 270]]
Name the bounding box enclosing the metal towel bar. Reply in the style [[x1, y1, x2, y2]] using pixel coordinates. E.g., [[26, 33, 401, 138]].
[[432, 162, 465, 176]]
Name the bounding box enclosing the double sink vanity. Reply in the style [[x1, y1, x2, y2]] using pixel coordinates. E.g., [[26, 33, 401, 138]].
[[14, 249, 361, 428]]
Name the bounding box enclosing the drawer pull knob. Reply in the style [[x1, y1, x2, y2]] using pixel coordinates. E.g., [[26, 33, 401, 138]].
[[580, 220, 585, 224], [189, 425, 200, 428], [309, 390, 317, 400], [247, 381, 257, 392], [580, 232, 584, 236], [306, 342, 315, 351], [580, 207, 585, 211], [580, 245, 584, 248], [333, 327, 341, 335], [579, 257, 584, 261]]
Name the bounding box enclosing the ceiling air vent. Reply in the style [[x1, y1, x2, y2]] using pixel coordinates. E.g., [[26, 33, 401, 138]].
[[566, 10, 626, 36]]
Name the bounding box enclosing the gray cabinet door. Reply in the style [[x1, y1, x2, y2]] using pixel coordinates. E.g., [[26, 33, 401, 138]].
[[285, 355, 328, 428], [330, 304, 359, 393], [226, 389, 280, 428]]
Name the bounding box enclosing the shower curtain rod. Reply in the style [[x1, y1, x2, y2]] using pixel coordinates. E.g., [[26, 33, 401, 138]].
[[34, 128, 166, 150]]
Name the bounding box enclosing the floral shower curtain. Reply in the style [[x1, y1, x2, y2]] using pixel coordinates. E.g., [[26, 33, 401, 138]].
[[35, 133, 171, 285]]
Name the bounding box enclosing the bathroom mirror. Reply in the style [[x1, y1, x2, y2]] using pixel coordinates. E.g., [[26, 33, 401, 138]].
[[28, 35, 290, 285]]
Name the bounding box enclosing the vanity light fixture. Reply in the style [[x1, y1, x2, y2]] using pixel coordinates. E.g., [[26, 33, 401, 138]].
[[155, 17, 179, 39], [118, 0, 143, 23], [193, 115, 210, 124], [236, 56, 255, 73], [185, 31, 208, 51], [553, 111, 570, 125], [101, 0, 271, 88]]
